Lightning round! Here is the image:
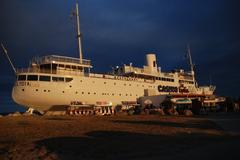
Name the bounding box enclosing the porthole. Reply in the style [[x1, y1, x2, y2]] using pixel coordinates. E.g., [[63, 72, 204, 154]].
[[62, 91, 65, 93], [82, 92, 84, 94], [44, 90, 46, 92], [88, 92, 90, 95], [94, 92, 96, 95], [22, 89, 25, 91], [69, 85, 72, 88], [36, 89, 38, 91], [75, 91, 78, 94], [48, 90, 50, 92], [114, 83, 116, 85]]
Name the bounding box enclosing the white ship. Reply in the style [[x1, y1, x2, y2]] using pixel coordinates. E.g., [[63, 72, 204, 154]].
[[9, 2, 215, 112]]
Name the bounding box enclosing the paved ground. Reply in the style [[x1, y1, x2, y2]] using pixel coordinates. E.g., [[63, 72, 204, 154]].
[[207, 112, 240, 135]]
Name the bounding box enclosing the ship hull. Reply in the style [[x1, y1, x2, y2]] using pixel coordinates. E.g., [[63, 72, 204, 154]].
[[12, 73, 181, 112]]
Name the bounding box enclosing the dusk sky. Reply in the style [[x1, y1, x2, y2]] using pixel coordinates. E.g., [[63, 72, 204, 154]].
[[0, 0, 239, 97]]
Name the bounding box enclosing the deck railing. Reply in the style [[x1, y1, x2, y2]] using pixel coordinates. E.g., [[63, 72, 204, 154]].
[[32, 55, 91, 66]]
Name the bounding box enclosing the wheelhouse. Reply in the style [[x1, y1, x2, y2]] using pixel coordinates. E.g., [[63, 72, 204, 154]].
[[16, 55, 92, 76]]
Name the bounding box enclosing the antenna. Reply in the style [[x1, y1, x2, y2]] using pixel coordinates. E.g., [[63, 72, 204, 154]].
[[75, 2, 83, 64], [1, 43, 16, 74]]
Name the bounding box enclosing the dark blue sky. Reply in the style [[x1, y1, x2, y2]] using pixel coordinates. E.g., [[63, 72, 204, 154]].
[[0, 0, 239, 97]]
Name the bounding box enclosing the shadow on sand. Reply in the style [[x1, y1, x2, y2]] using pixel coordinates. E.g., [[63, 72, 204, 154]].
[[112, 119, 223, 130], [35, 130, 229, 160]]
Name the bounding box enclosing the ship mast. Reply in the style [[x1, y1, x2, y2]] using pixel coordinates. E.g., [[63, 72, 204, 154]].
[[75, 2, 83, 64], [187, 44, 196, 86], [1, 43, 16, 74]]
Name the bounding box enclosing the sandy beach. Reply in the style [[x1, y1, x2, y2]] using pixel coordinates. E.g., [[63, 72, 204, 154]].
[[0, 114, 240, 160]]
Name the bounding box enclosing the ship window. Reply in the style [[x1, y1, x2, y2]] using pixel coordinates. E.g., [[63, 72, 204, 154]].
[[66, 78, 73, 82], [22, 89, 24, 91], [94, 92, 96, 95], [59, 64, 64, 68], [75, 91, 78, 94], [39, 76, 51, 81], [27, 75, 38, 81], [66, 65, 71, 69], [72, 66, 77, 70], [104, 82, 107, 84], [18, 75, 26, 81], [114, 83, 116, 85], [52, 77, 64, 82], [36, 89, 38, 91], [82, 92, 84, 94]]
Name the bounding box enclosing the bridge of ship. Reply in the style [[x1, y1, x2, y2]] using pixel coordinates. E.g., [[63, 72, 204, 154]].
[[17, 55, 92, 74]]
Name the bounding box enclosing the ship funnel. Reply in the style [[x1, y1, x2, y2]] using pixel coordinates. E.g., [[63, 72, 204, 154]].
[[146, 54, 157, 72]]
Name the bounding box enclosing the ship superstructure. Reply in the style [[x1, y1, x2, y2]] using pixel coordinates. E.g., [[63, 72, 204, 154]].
[[11, 2, 216, 112], [12, 53, 215, 111]]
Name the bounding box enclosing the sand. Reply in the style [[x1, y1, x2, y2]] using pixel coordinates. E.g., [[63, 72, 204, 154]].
[[0, 114, 239, 160]]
